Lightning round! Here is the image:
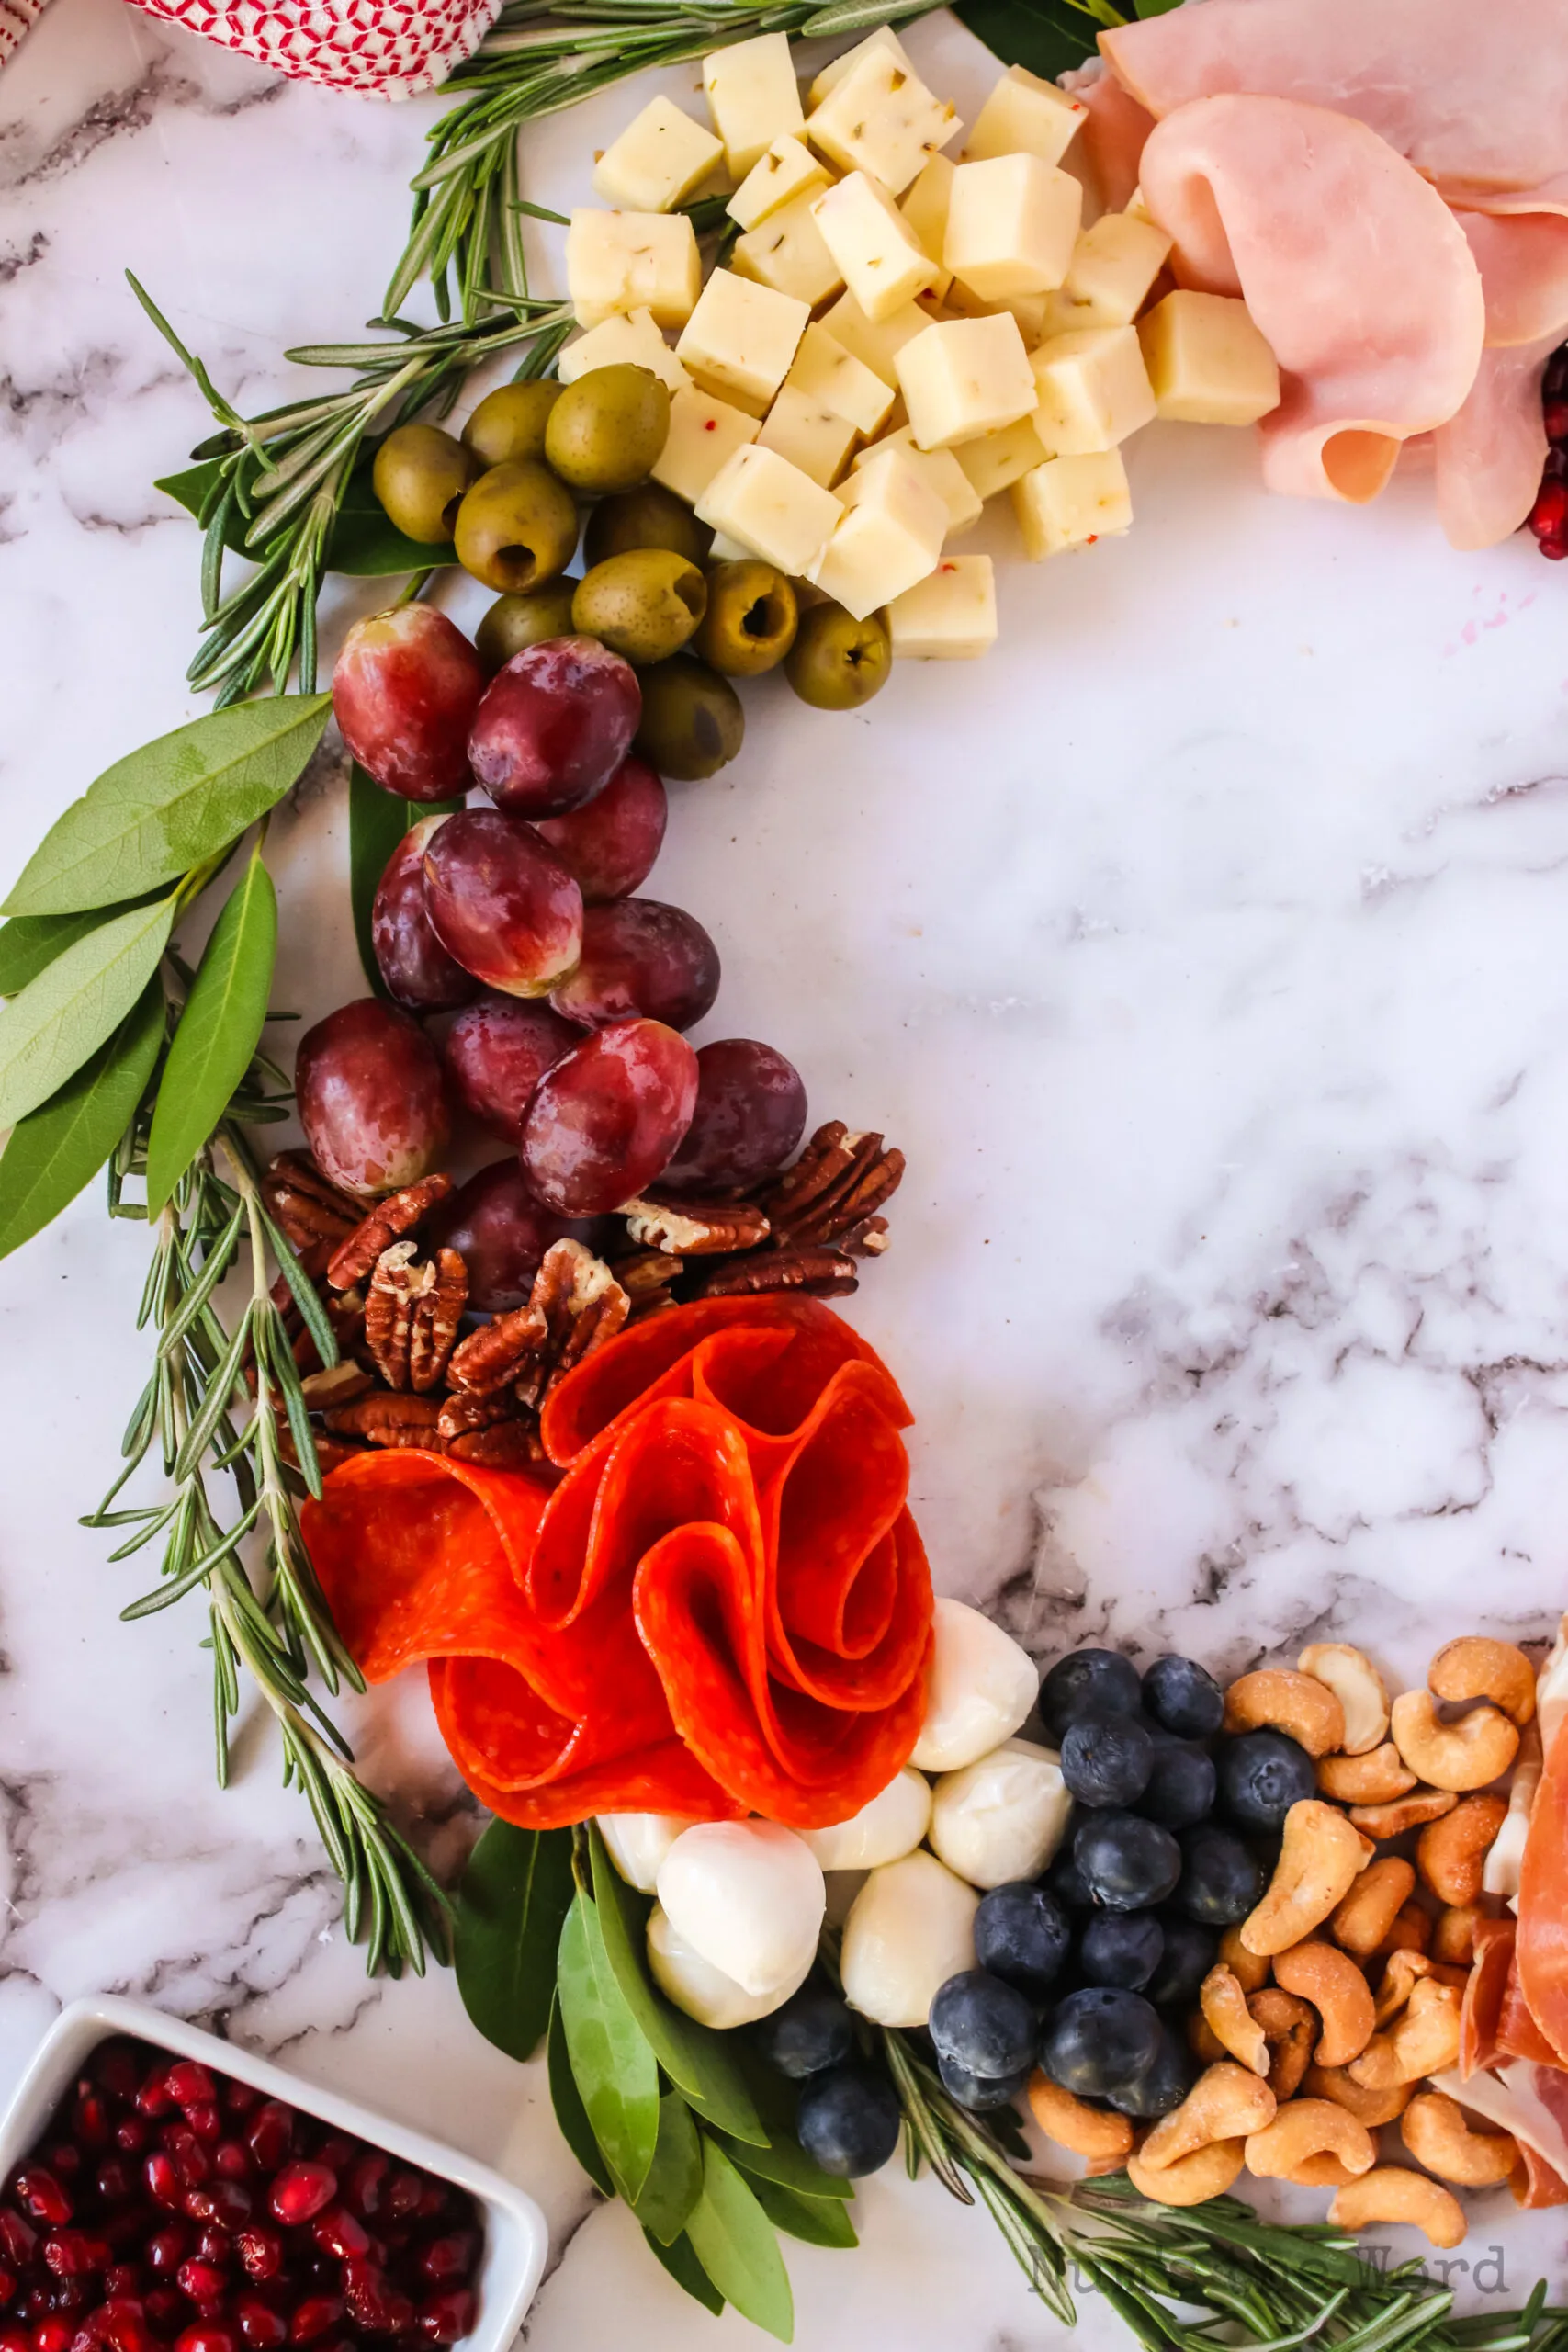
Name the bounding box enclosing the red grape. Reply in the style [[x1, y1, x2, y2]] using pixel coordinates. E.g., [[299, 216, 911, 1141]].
[[422, 809, 582, 998], [536, 755, 667, 902], [441, 995, 581, 1138], [662, 1038, 807, 1192], [468, 638, 640, 820], [424, 1161, 572, 1312], [548, 899, 719, 1031], [520, 1020, 697, 1214], [370, 819, 480, 1013], [295, 1000, 451, 1195], [332, 606, 482, 803]]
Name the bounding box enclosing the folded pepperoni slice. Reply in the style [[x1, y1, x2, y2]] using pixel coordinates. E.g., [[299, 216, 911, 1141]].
[[1518, 1713, 1568, 2064]]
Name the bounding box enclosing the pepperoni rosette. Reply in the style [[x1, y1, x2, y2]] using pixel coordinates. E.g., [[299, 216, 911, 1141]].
[[301, 1296, 933, 1830]]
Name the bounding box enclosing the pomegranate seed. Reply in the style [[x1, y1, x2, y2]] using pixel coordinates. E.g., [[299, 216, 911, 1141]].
[[32, 2320, 73, 2352], [1530, 480, 1568, 537], [93, 2165, 133, 2211], [342, 2267, 412, 2338], [174, 2264, 226, 2307], [163, 2133, 210, 2196], [1546, 400, 1568, 443], [46, 2289, 88, 2319], [0, 2212, 39, 2268], [144, 2231, 186, 2279], [14, 2181, 71, 2231], [42, 2238, 108, 2282], [413, 2236, 476, 2289], [163, 2070, 215, 2118], [243, 2114, 291, 2178], [309, 2211, 366, 2264], [68, 2101, 108, 2158], [0, 2326, 29, 2352], [99, 2274, 138, 2305], [175, 2328, 237, 2352], [382, 2177, 423, 2225], [97, 2214, 147, 2256], [412, 2188, 446, 2224], [232, 2302, 283, 2352], [109, 2129, 144, 2162], [231, 2233, 280, 2287], [96, 2303, 154, 2352], [17, 2295, 51, 2324], [89, 2051, 142, 2109], [0, 2270, 15, 2307], [143, 2160, 183, 2217], [414, 2292, 472, 2346], [286, 2300, 341, 2346], [265, 2172, 333, 2233], [132, 2078, 174, 2124], [142, 2294, 183, 2334], [211, 2146, 249, 2188], [311, 2144, 352, 2179], [1542, 533, 1568, 560], [41, 2154, 79, 2187], [343, 2159, 386, 2223], [192, 2233, 229, 2267], [220, 2086, 260, 2122], [183, 2189, 249, 2233]]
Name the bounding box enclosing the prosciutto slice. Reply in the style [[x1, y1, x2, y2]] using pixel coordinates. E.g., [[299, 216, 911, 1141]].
[[1517, 1700, 1568, 2064], [1436, 2064, 1568, 2207]]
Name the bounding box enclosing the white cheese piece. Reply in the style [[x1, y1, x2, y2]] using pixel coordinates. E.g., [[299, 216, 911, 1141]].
[[951, 411, 1051, 499], [597, 1811, 699, 1893], [728, 133, 830, 232], [943, 154, 1081, 301], [702, 32, 805, 179], [650, 383, 760, 504], [592, 96, 724, 214], [896, 312, 1037, 451], [807, 50, 961, 198], [731, 193, 844, 311], [941, 277, 1049, 348], [929, 1738, 1071, 1887], [809, 448, 946, 618], [1484, 1716, 1542, 1899], [1031, 322, 1156, 454], [799, 1767, 933, 1872], [656, 1819, 825, 1996], [964, 64, 1087, 168], [840, 1849, 979, 2027], [786, 321, 896, 436], [1041, 210, 1173, 334], [1137, 289, 1281, 424], [706, 530, 751, 561], [558, 307, 692, 396], [756, 383, 859, 488], [820, 288, 933, 389], [852, 425, 983, 537], [647, 1903, 811, 2028], [807, 25, 913, 111], [677, 266, 809, 415], [909, 1596, 1039, 1771], [695, 442, 842, 574], [811, 171, 938, 322], [887, 553, 997, 658], [899, 153, 955, 305], [1012, 447, 1132, 559], [565, 209, 702, 330]]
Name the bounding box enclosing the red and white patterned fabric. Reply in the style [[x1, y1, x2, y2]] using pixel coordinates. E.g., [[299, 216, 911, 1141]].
[[122, 0, 503, 97], [0, 0, 49, 69]]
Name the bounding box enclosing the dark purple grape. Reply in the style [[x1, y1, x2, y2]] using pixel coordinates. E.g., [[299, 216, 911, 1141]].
[[520, 1019, 697, 1215], [660, 1039, 807, 1193], [441, 996, 582, 1138], [333, 607, 484, 803], [370, 819, 480, 1013], [535, 754, 666, 903], [295, 1000, 450, 1196], [424, 1160, 571, 1312], [468, 638, 641, 820], [423, 809, 582, 997], [547, 899, 719, 1031]]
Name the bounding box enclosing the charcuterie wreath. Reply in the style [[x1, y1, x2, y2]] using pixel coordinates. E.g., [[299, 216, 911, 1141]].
[[2, 0, 1567, 2340]]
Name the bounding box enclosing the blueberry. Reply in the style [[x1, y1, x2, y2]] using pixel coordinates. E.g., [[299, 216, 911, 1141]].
[[1218, 1730, 1315, 1833], [753, 1985, 855, 2079], [795, 2066, 902, 2177], [1174, 1825, 1266, 1925], [1039, 1987, 1162, 2098], [1135, 1737, 1217, 1830], [936, 2054, 1032, 2113], [1079, 1910, 1163, 1992], [975, 1883, 1073, 2000], [1147, 1913, 1217, 2008], [1041, 1649, 1142, 1740], [928, 1970, 1037, 2080], [1060, 1713, 1155, 1809], [1074, 1812, 1183, 1912], [1045, 1843, 1094, 1911], [1142, 1656, 1224, 1741], [1106, 2023, 1195, 2119]]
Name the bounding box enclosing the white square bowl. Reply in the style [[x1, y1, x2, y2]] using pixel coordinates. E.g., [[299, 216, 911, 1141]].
[[0, 1996, 547, 2351]]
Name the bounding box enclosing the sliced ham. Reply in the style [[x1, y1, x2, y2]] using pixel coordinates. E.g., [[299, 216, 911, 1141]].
[[1432, 334, 1557, 548], [1518, 1708, 1568, 2064], [1063, 62, 1156, 213]]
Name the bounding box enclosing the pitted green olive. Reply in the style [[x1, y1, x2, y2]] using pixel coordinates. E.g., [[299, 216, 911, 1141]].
[[475, 582, 580, 673], [453, 458, 581, 594], [572, 550, 707, 665], [694, 560, 798, 677], [634, 654, 745, 780], [784, 600, 892, 710], [583, 482, 713, 571]]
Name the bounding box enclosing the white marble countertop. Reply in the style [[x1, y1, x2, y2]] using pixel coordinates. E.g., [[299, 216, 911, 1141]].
[[4, 1, 1568, 2340]]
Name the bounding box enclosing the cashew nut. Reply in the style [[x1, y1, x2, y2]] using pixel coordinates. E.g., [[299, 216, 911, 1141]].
[[1416, 1793, 1508, 1905], [1291, 2152, 1365, 2189], [1329, 1856, 1415, 1955], [1348, 1975, 1462, 2090], [1187, 2011, 1228, 2066], [1247, 1988, 1318, 2098], [1272, 1940, 1375, 2066], [1127, 2139, 1247, 2208], [1329, 2165, 1467, 2251], [1303, 2060, 1414, 2128], [1027, 2073, 1134, 2166], [1201, 1966, 1269, 2075], [1373, 1947, 1434, 2027], [1217, 1923, 1270, 1995], [1241, 1801, 1370, 1956], [1378, 1900, 1434, 1959], [1317, 1744, 1417, 1806], [1429, 1635, 1536, 1728], [1299, 1643, 1389, 1755], [1224, 1668, 1345, 1757], [1389, 1690, 1519, 1792], [1138, 2062, 1277, 2170], [1431, 1903, 1480, 1968], [1348, 1789, 1459, 1839], [1244, 2098, 1376, 2183], [1401, 2090, 1518, 2188]]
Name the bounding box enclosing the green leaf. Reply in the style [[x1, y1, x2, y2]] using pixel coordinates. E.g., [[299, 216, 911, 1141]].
[[547, 1996, 613, 2196], [0, 981, 164, 1262], [556, 1891, 660, 2203], [714, 2115, 852, 2202], [156, 461, 246, 551], [633, 2095, 705, 2247], [684, 2142, 795, 2344], [327, 458, 450, 577], [953, 0, 1107, 79], [4, 693, 332, 918], [588, 1828, 766, 2147], [1134, 0, 1180, 14], [644, 2229, 725, 2317], [746, 2178, 859, 2251], [0, 893, 175, 1128], [145, 846, 277, 1213], [348, 765, 465, 995], [454, 1821, 575, 2064], [0, 906, 156, 998]]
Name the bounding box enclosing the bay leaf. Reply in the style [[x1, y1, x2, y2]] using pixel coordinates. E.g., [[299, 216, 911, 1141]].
[[0, 981, 164, 1262], [713, 2114, 852, 2202], [746, 2178, 859, 2251], [454, 1820, 575, 2064], [145, 845, 277, 1213], [0, 906, 154, 999], [952, 0, 1104, 79], [547, 1996, 613, 2197], [0, 893, 175, 1129], [684, 2142, 795, 2344], [644, 2229, 725, 2316], [347, 764, 464, 994], [632, 2095, 704, 2248], [556, 1891, 660, 2202], [327, 459, 448, 578]]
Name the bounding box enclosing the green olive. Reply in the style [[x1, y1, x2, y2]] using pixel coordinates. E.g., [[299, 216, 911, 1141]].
[[371, 424, 479, 545], [453, 458, 581, 594], [694, 560, 798, 678], [462, 379, 564, 469], [572, 550, 707, 666], [784, 600, 892, 710], [544, 365, 671, 497], [475, 582, 580, 673], [583, 483, 713, 571], [634, 654, 745, 781]]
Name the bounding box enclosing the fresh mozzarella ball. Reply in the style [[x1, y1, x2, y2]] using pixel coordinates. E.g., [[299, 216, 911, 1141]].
[[799, 1768, 932, 1872], [647, 1905, 811, 2029], [657, 1820, 826, 1996], [908, 1597, 1039, 1772], [596, 1813, 699, 1894], [928, 1738, 1071, 1889], [840, 1849, 979, 2027]]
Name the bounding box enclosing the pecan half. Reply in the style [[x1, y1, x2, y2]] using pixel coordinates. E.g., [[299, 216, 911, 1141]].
[[621, 1193, 770, 1257], [324, 1393, 444, 1448], [327, 1174, 454, 1292], [753, 1124, 904, 1251], [299, 1363, 378, 1411], [278, 1425, 366, 1477], [410, 1248, 468, 1392], [263, 1152, 363, 1253], [448, 1240, 630, 1406], [606, 1245, 685, 1306], [683, 1246, 859, 1300], [436, 1389, 528, 1442], [363, 1241, 468, 1392], [446, 1422, 550, 1470]]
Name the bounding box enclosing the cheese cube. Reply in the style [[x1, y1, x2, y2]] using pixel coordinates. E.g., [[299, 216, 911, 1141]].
[[807, 25, 912, 110], [887, 555, 997, 657], [731, 194, 844, 311], [951, 411, 1050, 499], [565, 209, 702, 330], [807, 51, 960, 198], [702, 34, 805, 178], [558, 307, 691, 395], [852, 426, 983, 538], [1031, 324, 1156, 453], [809, 450, 946, 619], [822, 289, 939, 388], [728, 135, 830, 231], [650, 385, 760, 505], [900, 153, 955, 304], [1043, 211, 1173, 333], [1137, 289, 1280, 424], [811, 172, 938, 322], [943, 154, 1081, 300], [695, 443, 842, 575], [943, 277, 1049, 347], [896, 313, 1037, 450], [1011, 448, 1132, 559], [756, 384, 858, 488], [964, 64, 1087, 167], [706, 532, 750, 560], [592, 97, 724, 213], [676, 267, 808, 416], [786, 322, 896, 436]]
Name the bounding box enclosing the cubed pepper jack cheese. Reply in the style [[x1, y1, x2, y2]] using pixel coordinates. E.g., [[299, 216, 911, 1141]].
[[807, 25, 913, 110], [1011, 448, 1132, 560], [942, 154, 1081, 303], [727, 135, 830, 231], [811, 172, 938, 322], [695, 443, 842, 576], [896, 312, 1037, 451], [786, 322, 896, 436], [951, 410, 1051, 499], [756, 384, 858, 489], [702, 33, 805, 179], [1042, 210, 1173, 334], [809, 450, 946, 620], [1031, 323, 1156, 454], [964, 64, 1086, 167], [807, 51, 961, 198], [592, 97, 725, 214], [650, 385, 760, 505], [676, 267, 808, 417], [1137, 289, 1281, 424], [566, 209, 702, 330], [852, 426, 983, 538], [558, 307, 692, 396], [731, 194, 844, 311], [899, 153, 955, 304], [887, 555, 997, 657], [820, 289, 932, 388]]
